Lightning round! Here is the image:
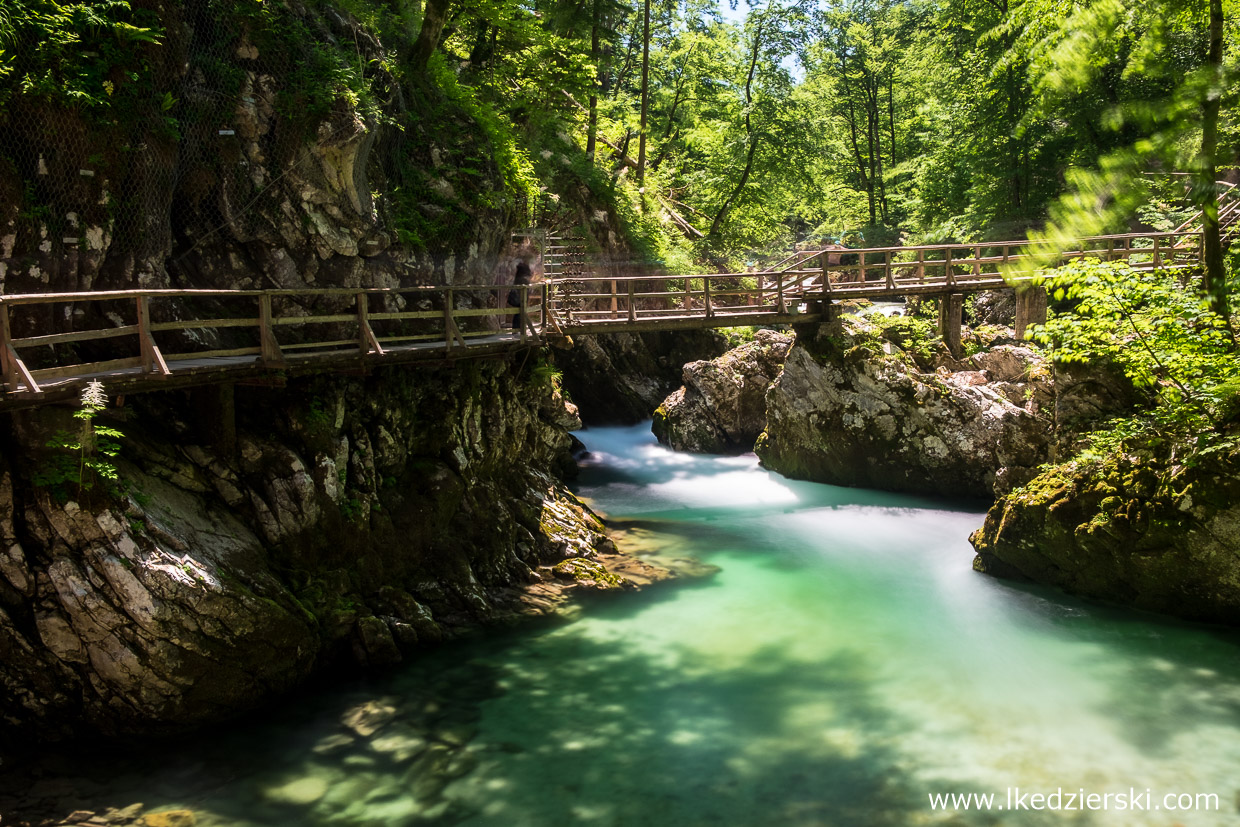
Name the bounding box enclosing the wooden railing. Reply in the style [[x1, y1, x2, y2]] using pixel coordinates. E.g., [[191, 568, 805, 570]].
[[551, 231, 1201, 327], [0, 283, 549, 397], [0, 230, 1205, 404]]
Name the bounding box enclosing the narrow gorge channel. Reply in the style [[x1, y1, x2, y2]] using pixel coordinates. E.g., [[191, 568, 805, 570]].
[[7, 424, 1240, 826]]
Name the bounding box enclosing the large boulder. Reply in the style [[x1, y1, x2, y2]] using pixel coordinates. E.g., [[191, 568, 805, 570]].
[[971, 442, 1240, 624], [755, 318, 1055, 498], [652, 330, 794, 453]]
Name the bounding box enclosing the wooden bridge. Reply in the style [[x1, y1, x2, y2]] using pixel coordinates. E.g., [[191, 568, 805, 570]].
[[0, 231, 1201, 412]]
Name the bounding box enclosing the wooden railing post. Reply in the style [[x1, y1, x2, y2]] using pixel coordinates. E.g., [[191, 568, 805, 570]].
[[259, 294, 284, 365], [857, 250, 866, 284], [1152, 236, 1162, 269], [820, 252, 830, 295], [610, 279, 618, 319], [520, 285, 532, 341], [884, 251, 895, 289], [0, 300, 14, 391], [944, 248, 955, 287], [137, 296, 170, 377], [684, 277, 693, 310], [357, 292, 384, 355], [916, 249, 925, 283], [442, 288, 466, 351], [627, 279, 637, 322], [776, 271, 786, 314], [704, 277, 713, 318]]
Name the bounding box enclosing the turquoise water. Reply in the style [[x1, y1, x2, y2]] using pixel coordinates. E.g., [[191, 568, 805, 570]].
[[11, 425, 1240, 825]]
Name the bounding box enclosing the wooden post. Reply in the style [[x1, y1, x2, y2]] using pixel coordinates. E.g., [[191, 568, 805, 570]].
[[1014, 286, 1048, 341], [627, 279, 636, 322], [1152, 236, 1162, 269], [944, 248, 955, 287], [443, 288, 466, 350], [517, 286, 528, 342], [357, 293, 384, 355], [884, 251, 895, 289], [938, 293, 963, 358], [972, 245, 981, 278], [820, 252, 830, 295], [684, 278, 693, 310], [776, 271, 786, 313], [137, 296, 170, 376], [704, 277, 713, 318], [610, 280, 618, 319], [259, 295, 284, 365], [0, 302, 41, 395], [916, 249, 925, 283], [857, 250, 866, 284], [0, 300, 13, 391]]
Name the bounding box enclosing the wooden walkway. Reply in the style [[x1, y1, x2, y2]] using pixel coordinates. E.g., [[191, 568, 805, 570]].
[[0, 231, 1200, 412]]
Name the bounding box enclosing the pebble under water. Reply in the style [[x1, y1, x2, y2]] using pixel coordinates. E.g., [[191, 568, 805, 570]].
[[8, 424, 1240, 826]]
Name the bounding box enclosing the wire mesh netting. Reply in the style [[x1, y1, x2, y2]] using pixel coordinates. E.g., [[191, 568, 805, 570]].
[[0, 0, 579, 370]]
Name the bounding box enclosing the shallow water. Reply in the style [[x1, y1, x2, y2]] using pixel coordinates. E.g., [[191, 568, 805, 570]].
[[10, 425, 1240, 825]]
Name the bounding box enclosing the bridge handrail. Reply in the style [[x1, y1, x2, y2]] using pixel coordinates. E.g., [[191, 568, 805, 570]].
[[0, 229, 1205, 404], [0, 282, 551, 398]]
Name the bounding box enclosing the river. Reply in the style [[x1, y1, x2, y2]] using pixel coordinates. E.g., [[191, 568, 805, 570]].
[[7, 424, 1240, 826]]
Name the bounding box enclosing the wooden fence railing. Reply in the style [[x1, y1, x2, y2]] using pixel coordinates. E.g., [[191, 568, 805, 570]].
[[0, 283, 549, 397], [0, 230, 1205, 401], [551, 231, 1201, 326]]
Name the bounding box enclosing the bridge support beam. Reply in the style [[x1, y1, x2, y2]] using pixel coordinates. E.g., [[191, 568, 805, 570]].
[[938, 293, 963, 358], [1014, 286, 1048, 341]]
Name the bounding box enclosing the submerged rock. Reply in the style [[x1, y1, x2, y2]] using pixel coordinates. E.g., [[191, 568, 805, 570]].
[[971, 443, 1240, 624], [755, 318, 1055, 498], [653, 330, 794, 454]]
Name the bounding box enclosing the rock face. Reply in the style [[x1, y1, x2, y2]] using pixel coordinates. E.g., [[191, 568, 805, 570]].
[[756, 318, 1056, 498], [554, 330, 728, 424], [653, 330, 793, 453], [971, 443, 1240, 624], [0, 362, 634, 742]]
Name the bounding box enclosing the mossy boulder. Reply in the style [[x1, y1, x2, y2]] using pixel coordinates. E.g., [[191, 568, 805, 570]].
[[971, 443, 1240, 623]]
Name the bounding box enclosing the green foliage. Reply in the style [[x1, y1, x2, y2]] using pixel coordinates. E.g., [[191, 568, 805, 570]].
[[31, 381, 123, 501], [528, 353, 564, 393], [869, 312, 937, 361], [1029, 259, 1240, 462], [340, 496, 364, 522]]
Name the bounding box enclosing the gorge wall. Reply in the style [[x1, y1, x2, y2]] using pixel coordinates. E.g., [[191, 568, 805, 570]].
[[0, 360, 644, 744]]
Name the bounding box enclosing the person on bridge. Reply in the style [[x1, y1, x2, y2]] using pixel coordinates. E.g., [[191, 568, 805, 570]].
[[509, 260, 532, 331]]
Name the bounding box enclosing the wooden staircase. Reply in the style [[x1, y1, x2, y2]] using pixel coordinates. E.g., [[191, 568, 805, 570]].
[[1171, 181, 1240, 246]]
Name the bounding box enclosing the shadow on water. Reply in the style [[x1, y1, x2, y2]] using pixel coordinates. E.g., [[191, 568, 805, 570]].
[[5, 625, 936, 827]]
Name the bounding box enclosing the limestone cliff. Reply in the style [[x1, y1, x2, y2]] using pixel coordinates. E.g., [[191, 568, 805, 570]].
[[0, 363, 648, 742]]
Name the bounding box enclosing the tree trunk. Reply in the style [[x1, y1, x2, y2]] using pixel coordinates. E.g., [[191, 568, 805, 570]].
[[1200, 0, 1230, 320], [637, 0, 651, 187], [586, 0, 601, 160], [410, 0, 453, 73]]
